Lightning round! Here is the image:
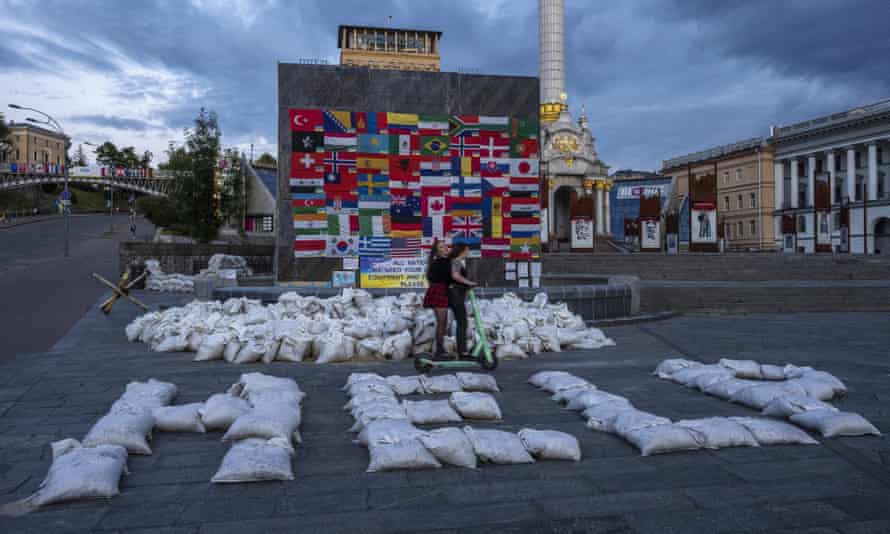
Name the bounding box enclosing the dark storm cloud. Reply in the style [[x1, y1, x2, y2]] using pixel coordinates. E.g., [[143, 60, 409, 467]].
[[2, 0, 887, 169]]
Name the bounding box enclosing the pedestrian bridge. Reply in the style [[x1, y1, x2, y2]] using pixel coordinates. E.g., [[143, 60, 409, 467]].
[[0, 171, 178, 197]]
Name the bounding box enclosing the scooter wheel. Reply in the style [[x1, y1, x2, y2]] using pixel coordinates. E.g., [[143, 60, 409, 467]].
[[414, 356, 433, 374], [479, 354, 498, 371]]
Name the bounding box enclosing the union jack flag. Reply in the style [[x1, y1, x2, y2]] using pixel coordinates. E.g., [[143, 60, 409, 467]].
[[448, 215, 483, 240]]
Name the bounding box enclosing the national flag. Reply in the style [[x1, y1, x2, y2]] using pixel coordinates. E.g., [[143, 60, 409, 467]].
[[290, 177, 324, 188], [448, 214, 483, 241], [289, 109, 324, 132], [509, 177, 539, 196], [447, 195, 482, 217], [450, 175, 481, 197], [358, 133, 390, 154], [323, 151, 357, 174], [326, 191, 358, 213], [510, 117, 538, 139], [511, 138, 539, 158], [389, 133, 418, 155], [323, 110, 353, 132], [482, 177, 509, 197], [359, 236, 391, 256], [505, 197, 540, 217], [391, 222, 422, 238], [420, 175, 451, 191], [451, 155, 480, 177], [510, 158, 539, 177], [290, 186, 322, 198], [354, 112, 387, 134], [360, 214, 391, 236], [326, 235, 358, 257], [290, 152, 324, 178], [324, 169, 358, 192], [422, 216, 446, 238], [421, 135, 450, 156], [358, 194, 390, 213], [357, 173, 389, 196], [292, 216, 328, 231], [357, 155, 389, 173], [478, 133, 510, 157], [480, 158, 510, 177], [324, 132, 357, 151], [422, 195, 446, 217], [390, 176, 420, 191], [420, 157, 451, 176], [292, 132, 324, 153], [390, 155, 419, 179], [418, 115, 450, 135], [481, 238, 510, 257], [448, 115, 480, 136], [510, 237, 541, 259], [386, 112, 418, 133], [390, 193, 421, 220], [327, 213, 359, 236], [291, 198, 326, 210], [450, 135, 481, 157], [483, 196, 505, 238], [391, 238, 422, 258], [504, 217, 540, 237], [478, 116, 510, 131], [293, 235, 326, 257]]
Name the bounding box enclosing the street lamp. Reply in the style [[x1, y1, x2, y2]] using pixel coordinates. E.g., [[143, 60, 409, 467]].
[[9, 104, 71, 257]]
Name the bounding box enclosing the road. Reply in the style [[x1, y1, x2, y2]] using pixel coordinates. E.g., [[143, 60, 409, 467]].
[[0, 214, 154, 361]]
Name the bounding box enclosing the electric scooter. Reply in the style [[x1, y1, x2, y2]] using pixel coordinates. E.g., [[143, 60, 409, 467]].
[[414, 289, 498, 374]]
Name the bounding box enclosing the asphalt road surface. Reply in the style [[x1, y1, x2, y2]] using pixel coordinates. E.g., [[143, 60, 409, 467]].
[[0, 214, 154, 361]]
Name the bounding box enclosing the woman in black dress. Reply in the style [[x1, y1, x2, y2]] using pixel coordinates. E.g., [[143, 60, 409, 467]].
[[447, 243, 477, 358], [423, 238, 452, 357]]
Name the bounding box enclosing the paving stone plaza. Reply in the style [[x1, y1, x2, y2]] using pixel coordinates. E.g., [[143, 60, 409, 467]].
[[0, 291, 888, 533]]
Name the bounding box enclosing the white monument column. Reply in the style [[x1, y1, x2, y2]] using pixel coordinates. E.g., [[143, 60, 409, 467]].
[[595, 183, 604, 235], [827, 152, 836, 205], [807, 155, 816, 208], [538, 0, 565, 109], [868, 143, 878, 201], [774, 160, 784, 245], [604, 184, 611, 235], [790, 158, 799, 208], [846, 148, 857, 201]]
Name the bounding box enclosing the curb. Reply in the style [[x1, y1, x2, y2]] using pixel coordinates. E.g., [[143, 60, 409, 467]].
[[588, 310, 679, 327], [0, 215, 62, 229]]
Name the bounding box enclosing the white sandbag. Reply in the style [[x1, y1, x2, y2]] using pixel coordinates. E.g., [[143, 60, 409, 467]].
[[610, 410, 672, 436], [456, 372, 499, 392], [730, 381, 808, 410], [719, 358, 763, 379], [233, 340, 266, 364], [83, 401, 155, 455], [799, 370, 847, 397], [529, 371, 571, 388], [386, 375, 424, 396], [314, 332, 355, 364], [117, 379, 178, 408], [349, 404, 408, 433], [551, 384, 596, 404], [495, 343, 528, 359], [199, 394, 251, 430], [518, 429, 582, 461], [404, 400, 462, 425], [343, 392, 396, 411], [222, 404, 303, 446], [211, 438, 294, 483], [540, 375, 591, 394], [274, 335, 310, 362], [195, 333, 228, 361], [622, 424, 704, 456], [703, 378, 762, 400], [153, 334, 188, 353], [533, 326, 561, 352], [729, 417, 819, 445], [125, 316, 151, 342], [670, 365, 727, 387], [653, 358, 702, 378], [691, 369, 736, 391], [789, 410, 881, 437], [186, 332, 205, 353], [675, 417, 759, 449], [366, 439, 441, 472], [246, 388, 303, 410], [761, 394, 838, 418], [152, 403, 206, 433], [418, 428, 477, 468], [420, 374, 462, 394], [464, 427, 534, 465], [566, 390, 630, 412], [583, 401, 638, 432], [234, 373, 305, 401], [347, 379, 395, 398], [759, 364, 786, 381], [22, 440, 129, 507], [261, 339, 282, 364], [380, 331, 413, 361], [223, 339, 242, 363], [782, 364, 812, 379], [789, 378, 837, 401], [357, 419, 426, 447], [449, 392, 502, 420]]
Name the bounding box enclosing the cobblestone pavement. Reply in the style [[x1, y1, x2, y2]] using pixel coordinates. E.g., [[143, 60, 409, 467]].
[[1, 295, 888, 533]]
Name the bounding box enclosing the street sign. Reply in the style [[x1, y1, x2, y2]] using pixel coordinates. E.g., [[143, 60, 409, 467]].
[[61, 190, 72, 201]]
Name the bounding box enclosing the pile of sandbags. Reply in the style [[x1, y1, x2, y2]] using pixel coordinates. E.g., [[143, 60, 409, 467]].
[[126, 289, 615, 364], [529, 371, 819, 456], [211, 372, 305, 483], [143, 255, 251, 293], [204, 254, 252, 277], [655, 358, 881, 438], [344, 373, 580, 472]]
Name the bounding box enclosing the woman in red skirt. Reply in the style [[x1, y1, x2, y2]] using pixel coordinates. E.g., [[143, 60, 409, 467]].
[[423, 238, 452, 357]]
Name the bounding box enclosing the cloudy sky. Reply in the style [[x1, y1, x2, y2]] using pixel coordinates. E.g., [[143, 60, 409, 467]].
[[2, 0, 888, 170]]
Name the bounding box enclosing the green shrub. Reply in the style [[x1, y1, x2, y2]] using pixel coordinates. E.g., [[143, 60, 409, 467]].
[[137, 196, 180, 228]]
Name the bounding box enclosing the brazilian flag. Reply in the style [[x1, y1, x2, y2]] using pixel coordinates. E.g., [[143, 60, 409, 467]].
[[421, 135, 450, 156]]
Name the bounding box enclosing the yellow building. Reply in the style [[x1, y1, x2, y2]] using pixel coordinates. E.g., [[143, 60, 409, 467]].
[[338, 25, 441, 72], [1, 121, 68, 170]]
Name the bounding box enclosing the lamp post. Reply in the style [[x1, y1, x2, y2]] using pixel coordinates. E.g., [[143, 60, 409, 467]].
[[10, 104, 70, 257]]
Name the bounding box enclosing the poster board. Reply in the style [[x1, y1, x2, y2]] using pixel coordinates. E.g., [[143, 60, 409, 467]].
[[332, 270, 356, 288], [570, 217, 594, 249], [359, 257, 426, 289], [640, 218, 661, 251], [690, 203, 717, 244]]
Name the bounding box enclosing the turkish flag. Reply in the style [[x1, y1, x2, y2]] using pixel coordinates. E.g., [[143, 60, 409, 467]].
[[289, 109, 324, 132], [291, 198, 325, 209], [290, 152, 324, 178]]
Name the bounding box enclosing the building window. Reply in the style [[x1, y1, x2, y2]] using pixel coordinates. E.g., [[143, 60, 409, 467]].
[[724, 196, 730, 210], [737, 194, 743, 209], [737, 221, 744, 237], [798, 215, 806, 233], [34, 151, 38, 160], [749, 192, 756, 208], [833, 212, 841, 231], [736, 168, 742, 182], [723, 171, 729, 184], [750, 220, 757, 236], [855, 151, 862, 169]]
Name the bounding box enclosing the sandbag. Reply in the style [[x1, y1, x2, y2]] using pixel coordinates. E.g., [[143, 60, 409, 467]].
[[277, 335, 312, 362], [222, 404, 303, 446], [551, 384, 596, 404], [729, 417, 819, 445], [343, 392, 396, 411], [529, 371, 571, 388], [675, 417, 759, 449], [653, 358, 701, 378], [540, 375, 590, 394], [404, 400, 462, 425], [533, 326, 561, 352], [565, 390, 629, 412], [719, 358, 762, 379], [761, 394, 838, 418], [211, 438, 294, 483], [464, 427, 534, 464], [789, 410, 881, 438], [233, 340, 266, 364], [703, 378, 761, 400], [117, 379, 178, 409], [22, 440, 129, 507], [420, 374, 462, 394], [418, 427, 477, 468], [357, 419, 425, 447], [349, 403, 408, 433], [449, 392, 502, 420], [670, 365, 727, 387], [344, 373, 385, 388], [381, 331, 413, 361], [199, 394, 251, 430], [314, 332, 355, 364], [355, 338, 384, 360], [790, 377, 841, 401], [223, 339, 242, 363], [690, 369, 736, 391], [386, 375, 423, 396], [195, 334, 227, 361], [495, 343, 528, 359], [622, 424, 703, 456], [456, 372, 499, 392], [152, 403, 206, 433], [83, 401, 155, 455], [583, 401, 638, 432], [348, 379, 395, 398], [155, 334, 189, 353], [799, 370, 847, 397], [366, 439, 441, 472], [610, 410, 672, 436], [759, 364, 786, 381], [246, 388, 304, 410], [518, 429, 582, 461], [730, 382, 808, 410], [234, 373, 305, 401], [262, 339, 282, 364]]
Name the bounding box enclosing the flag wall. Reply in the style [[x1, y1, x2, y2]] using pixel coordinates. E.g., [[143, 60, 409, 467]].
[[289, 108, 540, 259]]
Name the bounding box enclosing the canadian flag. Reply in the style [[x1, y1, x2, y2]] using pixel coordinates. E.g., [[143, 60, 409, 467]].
[[423, 195, 446, 217]]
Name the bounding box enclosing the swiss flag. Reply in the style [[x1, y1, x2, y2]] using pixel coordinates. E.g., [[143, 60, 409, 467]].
[[290, 152, 324, 178], [289, 109, 324, 132]]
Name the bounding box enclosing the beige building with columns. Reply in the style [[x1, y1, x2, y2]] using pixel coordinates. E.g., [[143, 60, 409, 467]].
[[338, 25, 441, 72], [0, 121, 68, 171]]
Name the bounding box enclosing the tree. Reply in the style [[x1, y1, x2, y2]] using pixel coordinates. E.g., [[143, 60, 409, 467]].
[[72, 144, 88, 166], [219, 149, 249, 235], [140, 150, 153, 168], [119, 146, 139, 168], [254, 152, 276, 168], [176, 108, 221, 242], [0, 113, 11, 158], [94, 141, 120, 167]]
